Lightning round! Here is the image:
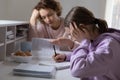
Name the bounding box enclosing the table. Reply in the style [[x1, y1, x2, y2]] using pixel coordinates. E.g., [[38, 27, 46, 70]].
[[0, 61, 79, 80]]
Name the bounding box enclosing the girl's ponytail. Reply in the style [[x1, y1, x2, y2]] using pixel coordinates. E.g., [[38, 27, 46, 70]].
[[94, 18, 108, 33]]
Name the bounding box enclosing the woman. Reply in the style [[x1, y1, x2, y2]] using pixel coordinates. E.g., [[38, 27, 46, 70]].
[[52, 6, 120, 80], [28, 0, 67, 40]]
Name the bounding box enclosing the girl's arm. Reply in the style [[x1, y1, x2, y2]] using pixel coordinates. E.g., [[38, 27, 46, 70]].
[[70, 38, 114, 78]]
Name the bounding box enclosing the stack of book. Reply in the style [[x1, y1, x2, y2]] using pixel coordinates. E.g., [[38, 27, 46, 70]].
[[13, 63, 56, 78], [6, 31, 14, 40]]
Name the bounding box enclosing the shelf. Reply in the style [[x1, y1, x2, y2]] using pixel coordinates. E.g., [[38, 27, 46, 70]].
[[16, 35, 27, 41], [0, 45, 5, 61], [6, 40, 15, 44], [0, 61, 3, 64], [0, 20, 29, 61], [0, 43, 4, 46], [0, 27, 6, 44]]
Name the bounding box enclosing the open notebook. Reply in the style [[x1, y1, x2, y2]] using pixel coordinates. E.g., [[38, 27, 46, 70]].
[[39, 60, 70, 70], [13, 63, 56, 78], [31, 38, 71, 70]]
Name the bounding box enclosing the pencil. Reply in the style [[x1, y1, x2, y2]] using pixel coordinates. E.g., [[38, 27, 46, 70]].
[[53, 45, 57, 56]]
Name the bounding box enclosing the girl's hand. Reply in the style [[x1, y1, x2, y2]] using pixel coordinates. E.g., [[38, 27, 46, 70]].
[[52, 54, 66, 62], [70, 22, 90, 42], [50, 37, 74, 49]]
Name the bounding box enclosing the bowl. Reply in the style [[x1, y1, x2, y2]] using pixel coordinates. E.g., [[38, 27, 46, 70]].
[[11, 51, 33, 63]]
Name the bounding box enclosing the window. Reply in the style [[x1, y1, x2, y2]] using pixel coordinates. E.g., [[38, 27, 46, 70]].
[[105, 0, 120, 29]]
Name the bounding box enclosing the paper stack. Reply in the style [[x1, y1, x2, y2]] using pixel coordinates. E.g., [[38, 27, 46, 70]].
[[13, 63, 56, 78]]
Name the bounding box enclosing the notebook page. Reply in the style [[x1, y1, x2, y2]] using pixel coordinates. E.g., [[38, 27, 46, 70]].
[[32, 38, 60, 59], [31, 38, 71, 70], [39, 60, 70, 70]]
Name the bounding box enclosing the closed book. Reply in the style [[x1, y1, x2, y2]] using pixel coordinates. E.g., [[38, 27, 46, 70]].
[[13, 63, 56, 78]]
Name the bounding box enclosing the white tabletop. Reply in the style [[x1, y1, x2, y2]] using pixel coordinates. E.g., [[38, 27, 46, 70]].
[[0, 61, 79, 80]]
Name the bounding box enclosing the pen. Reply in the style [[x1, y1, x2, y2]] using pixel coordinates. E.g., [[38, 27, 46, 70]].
[[53, 45, 57, 56]]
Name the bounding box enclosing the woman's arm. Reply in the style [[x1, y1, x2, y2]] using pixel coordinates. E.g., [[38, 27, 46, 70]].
[[30, 9, 39, 27]]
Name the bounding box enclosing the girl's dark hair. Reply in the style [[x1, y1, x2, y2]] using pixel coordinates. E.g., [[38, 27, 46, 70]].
[[65, 6, 108, 33], [34, 0, 62, 23]]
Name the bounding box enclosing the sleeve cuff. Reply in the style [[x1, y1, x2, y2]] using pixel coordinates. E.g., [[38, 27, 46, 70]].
[[65, 53, 72, 61], [69, 41, 80, 51]]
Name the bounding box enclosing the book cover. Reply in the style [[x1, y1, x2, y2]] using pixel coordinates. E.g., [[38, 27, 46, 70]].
[[13, 63, 56, 78]]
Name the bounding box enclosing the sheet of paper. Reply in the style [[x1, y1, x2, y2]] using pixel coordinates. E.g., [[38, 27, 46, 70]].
[[39, 60, 70, 70], [31, 38, 71, 70], [32, 38, 60, 59]]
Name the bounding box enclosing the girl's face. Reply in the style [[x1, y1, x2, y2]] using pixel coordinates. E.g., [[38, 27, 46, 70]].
[[39, 8, 59, 28], [69, 22, 94, 42]]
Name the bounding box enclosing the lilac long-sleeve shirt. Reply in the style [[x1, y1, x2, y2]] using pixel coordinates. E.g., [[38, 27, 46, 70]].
[[66, 28, 120, 80]]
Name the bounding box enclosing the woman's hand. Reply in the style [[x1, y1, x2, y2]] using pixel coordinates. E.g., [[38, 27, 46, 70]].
[[30, 9, 39, 26], [50, 37, 74, 49], [52, 54, 66, 62]]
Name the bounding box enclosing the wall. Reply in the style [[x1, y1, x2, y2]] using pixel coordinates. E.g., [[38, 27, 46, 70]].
[[0, 0, 8, 19], [0, 0, 106, 21], [3, 0, 39, 21], [60, 0, 106, 19], [0, 0, 39, 21]]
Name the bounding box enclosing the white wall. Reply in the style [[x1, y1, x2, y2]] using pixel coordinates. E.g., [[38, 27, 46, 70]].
[[60, 0, 106, 19], [6, 0, 39, 21], [0, 0, 106, 21], [0, 0, 39, 21], [0, 0, 9, 19]]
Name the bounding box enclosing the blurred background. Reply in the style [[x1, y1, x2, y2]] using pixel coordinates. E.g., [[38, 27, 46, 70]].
[[0, 0, 119, 29]]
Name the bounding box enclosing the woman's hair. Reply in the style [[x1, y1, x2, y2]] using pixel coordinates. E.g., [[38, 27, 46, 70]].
[[65, 6, 108, 33], [34, 0, 62, 23]]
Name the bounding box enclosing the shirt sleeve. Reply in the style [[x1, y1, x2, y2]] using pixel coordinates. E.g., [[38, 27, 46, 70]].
[[28, 24, 38, 41], [70, 39, 113, 78], [65, 52, 71, 61], [28, 22, 45, 41], [71, 41, 80, 50]]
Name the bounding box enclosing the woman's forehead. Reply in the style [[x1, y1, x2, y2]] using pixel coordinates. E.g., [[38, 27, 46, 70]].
[[39, 8, 55, 16]]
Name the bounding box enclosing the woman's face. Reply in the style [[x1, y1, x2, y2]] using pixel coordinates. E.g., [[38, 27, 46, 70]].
[[39, 8, 59, 27]]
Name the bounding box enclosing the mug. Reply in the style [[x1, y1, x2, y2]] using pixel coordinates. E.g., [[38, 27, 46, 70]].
[[21, 41, 32, 52]]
